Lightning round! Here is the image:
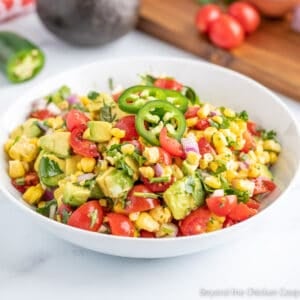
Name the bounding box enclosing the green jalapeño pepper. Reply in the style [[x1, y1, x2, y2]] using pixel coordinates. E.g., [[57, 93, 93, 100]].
[[118, 85, 188, 114], [182, 86, 200, 105], [136, 100, 186, 146]]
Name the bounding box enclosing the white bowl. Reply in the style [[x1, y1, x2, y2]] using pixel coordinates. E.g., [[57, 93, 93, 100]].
[[0, 57, 299, 258]]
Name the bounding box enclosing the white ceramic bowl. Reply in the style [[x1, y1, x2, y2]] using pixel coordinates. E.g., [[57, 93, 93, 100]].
[[0, 57, 299, 258]]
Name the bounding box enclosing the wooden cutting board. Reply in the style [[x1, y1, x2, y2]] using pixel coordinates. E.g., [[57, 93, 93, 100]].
[[137, 0, 300, 101]]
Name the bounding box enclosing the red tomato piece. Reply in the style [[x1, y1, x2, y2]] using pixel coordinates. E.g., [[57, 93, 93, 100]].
[[125, 185, 160, 213], [154, 78, 183, 91], [185, 106, 200, 119], [11, 179, 26, 193], [115, 115, 139, 142], [209, 14, 245, 49], [195, 119, 210, 130], [70, 125, 99, 158], [253, 177, 276, 195], [195, 4, 222, 33], [159, 127, 184, 158], [142, 176, 174, 193], [158, 147, 172, 165], [198, 137, 216, 156], [11, 172, 40, 193], [228, 203, 257, 221], [30, 109, 55, 120], [228, 2, 261, 34], [223, 217, 236, 228], [66, 109, 89, 131], [206, 195, 238, 216], [107, 213, 135, 237], [68, 201, 104, 232], [57, 204, 73, 223], [241, 130, 256, 153], [180, 208, 211, 236], [140, 230, 156, 238], [246, 199, 260, 210], [247, 121, 261, 136]]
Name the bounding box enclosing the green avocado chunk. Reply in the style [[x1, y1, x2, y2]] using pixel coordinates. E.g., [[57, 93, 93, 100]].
[[163, 175, 205, 220], [259, 164, 273, 180], [83, 121, 112, 142], [96, 167, 133, 199], [63, 182, 91, 206], [23, 118, 42, 138], [39, 131, 71, 158]]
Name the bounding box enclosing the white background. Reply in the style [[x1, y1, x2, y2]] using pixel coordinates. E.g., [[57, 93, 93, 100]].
[[1, 13, 300, 300]]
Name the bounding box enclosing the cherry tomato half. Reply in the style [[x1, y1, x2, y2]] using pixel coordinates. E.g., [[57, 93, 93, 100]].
[[206, 195, 238, 217], [229, 2, 261, 34], [70, 125, 99, 158], [11, 172, 40, 193], [125, 185, 160, 213], [195, 4, 222, 33], [140, 230, 156, 238], [253, 177, 276, 195], [246, 199, 260, 210], [159, 127, 184, 158], [195, 119, 210, 130], [241, 130, 256, 153], [180, 208, 211, 236], [30, 109, 55, 120], [142, 176, 174, 193], [68, 201, 104, 232], [115, 115, 139, 142], [66, 109, 89, 131], [185, 106, 200, 119], [247, 121, 260, 136], [198, 137, 216, 156], [107, 213, 135, 237], [228, 202, 257, 221], [209, 14, 245, 49], [154, 78, 183, 91], [158, 147, 172, 165]]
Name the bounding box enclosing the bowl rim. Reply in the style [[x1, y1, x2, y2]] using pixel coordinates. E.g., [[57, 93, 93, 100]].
[[1, 56, 300, 243]]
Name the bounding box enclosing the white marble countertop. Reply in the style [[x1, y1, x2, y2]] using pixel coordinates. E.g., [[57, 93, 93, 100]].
[[1, 13, 300, 300]]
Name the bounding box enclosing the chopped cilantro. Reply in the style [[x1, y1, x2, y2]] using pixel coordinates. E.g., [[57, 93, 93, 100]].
[[139, 74, 157, 86], [88, 91, 100, 100], [225, 188, 250, 203], [260, 129, 277, 141], [108, 77, 114, 91], [237, 110, 249, 121], [100, 103, 116, 123]]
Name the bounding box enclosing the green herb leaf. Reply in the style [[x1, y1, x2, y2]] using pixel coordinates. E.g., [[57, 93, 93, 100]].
[[140, 74, 157, 86], [39, 157, 63, 178], [149, 176, 170, 183], [88, 91, 100, 100], [260, 129, 277, 141], [100, 103, 116, 123], [225, 188, 250, 203], [237, 110, 249, 121]]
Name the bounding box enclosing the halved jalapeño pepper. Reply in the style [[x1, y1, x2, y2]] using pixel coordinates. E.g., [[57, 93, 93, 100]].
[[118, 85, 188, 114], [136, 100, 186, 146]]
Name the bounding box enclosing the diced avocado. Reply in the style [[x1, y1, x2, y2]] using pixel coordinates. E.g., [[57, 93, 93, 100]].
[[90, 180, 105, 199], [63, 182, 90, 206], [83, 121, 112, 142], [163, 175, 205, 220], [96, 167, 133, 199], [259, 164, 273, 180], [39, 132, 71, 158], [124, 156, 139, 181], [48, 85, 71, 104], [65, 155, 81, 175], [38, 154, 65, 187], [182, 160, 198, 176], [23, 118, 42, 138]]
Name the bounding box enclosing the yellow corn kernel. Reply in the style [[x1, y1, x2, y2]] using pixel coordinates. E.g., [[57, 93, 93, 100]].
[[206, 214, 225, 232], [135, 212, 160, 232], [186, 117, 198, 128], [257, 151, 270, 165], [237, 169, 249, 179], [23, 184, 44, 205], [197, 104, 210, 118], [113, 202, 126, 214], [8, 160, 25, 178], [224, 169, 238, 182], [139, 166, 154, 179], [80, 96, 90, 106], [111, 128, 125, 139], [186, 151, 201, 166], [212, 132, 228, 150], [236, 120, 247, 132], [57, 100, 69, 111], [189, 130, 204, 141], [229, 121, 240, 135], [199, 159, 209, 169], [97, 160, 108, 172], [234, 135, 246, 151], [129, 212, 140, 222], [8, 137, 38, 162], [173, 165, 184, 180], [149, 206, 172, 224], [38, 201, 46, 208], [255, 143, 264, 155], [248, 164, 261, 178], [204, 127, 218, 142], [99, 199, 107, 207], [143, 147, 160, 164], [22, 162, 30, 172], [269, 152, 278, 164], [223, 108, 235, 118], [121, 144, 135, 155], [209, 161, 219, 173], [212, 115, 223, 124], [263, 140, 281, 153], [203, 153, 214, 163], [76, 162, 82, 171], [204, 176, 221, 189], [47, 116, 64, 129], [54, 187, 64, 207], [232, 179, 255, 195], [247, 150, 257, 164], [4, 139, 14, 153], [80, 157, 96, 173]]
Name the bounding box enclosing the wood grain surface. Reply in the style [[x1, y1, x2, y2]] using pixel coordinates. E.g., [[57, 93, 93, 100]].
[[138, 0, 300, 101]]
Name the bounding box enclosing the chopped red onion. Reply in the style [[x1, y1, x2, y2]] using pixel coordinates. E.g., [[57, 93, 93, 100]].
[[154, 164, 163, 177], [77, 173, 95, 182], [292, 5, 300, 33], [47, 103, 61, 115], [181, 135, 199, 154], [211, 189, 224, 197], [67, 94, 79, 104], [43, 189, 54, 201]]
